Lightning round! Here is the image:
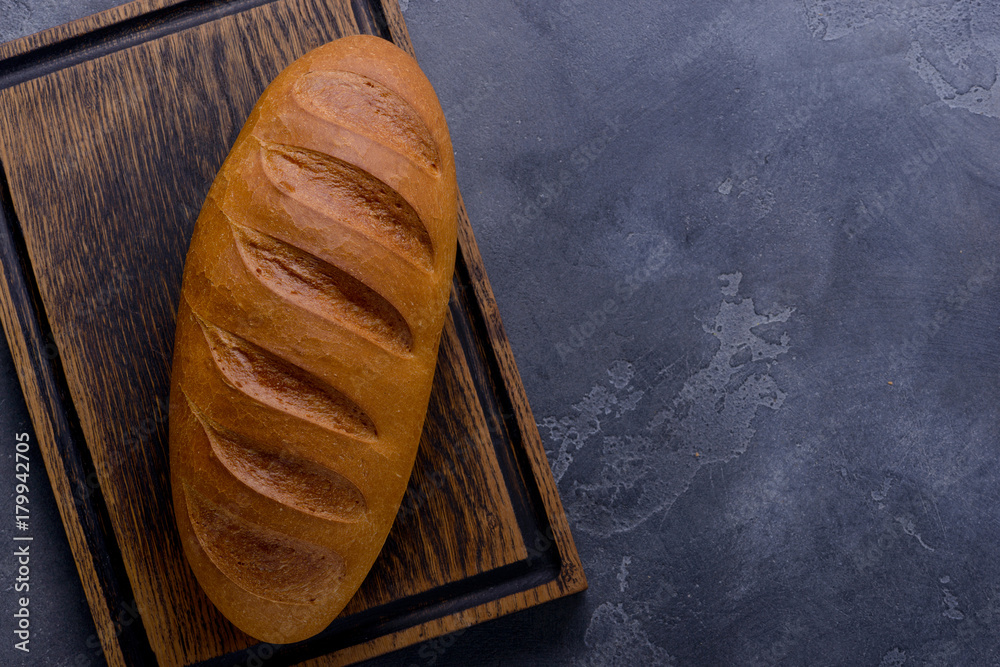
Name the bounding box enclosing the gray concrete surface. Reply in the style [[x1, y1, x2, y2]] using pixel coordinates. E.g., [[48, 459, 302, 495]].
[[5, 0, 1000, 665]]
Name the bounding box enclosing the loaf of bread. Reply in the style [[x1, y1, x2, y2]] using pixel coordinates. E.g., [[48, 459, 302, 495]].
[[168, 34, 457, 643]]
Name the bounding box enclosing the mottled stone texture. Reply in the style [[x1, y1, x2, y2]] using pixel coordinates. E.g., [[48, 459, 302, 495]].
[[5, 0, 1000, 665]]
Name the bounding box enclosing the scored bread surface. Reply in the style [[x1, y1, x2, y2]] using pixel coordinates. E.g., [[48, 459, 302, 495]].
[[169, 35, 458, 643]]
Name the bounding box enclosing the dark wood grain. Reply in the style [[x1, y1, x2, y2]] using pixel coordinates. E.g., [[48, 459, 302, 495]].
[[0, 1, 586, 665]]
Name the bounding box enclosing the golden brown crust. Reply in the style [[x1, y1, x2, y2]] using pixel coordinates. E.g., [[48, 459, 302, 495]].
[[168, 34, 457, 643]]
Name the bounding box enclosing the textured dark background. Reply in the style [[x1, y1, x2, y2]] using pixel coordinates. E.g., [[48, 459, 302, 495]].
[[3, 0, 1000, 665]]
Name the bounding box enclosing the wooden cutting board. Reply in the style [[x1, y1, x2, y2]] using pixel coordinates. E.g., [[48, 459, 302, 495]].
[[0, 1, 585, 665]]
